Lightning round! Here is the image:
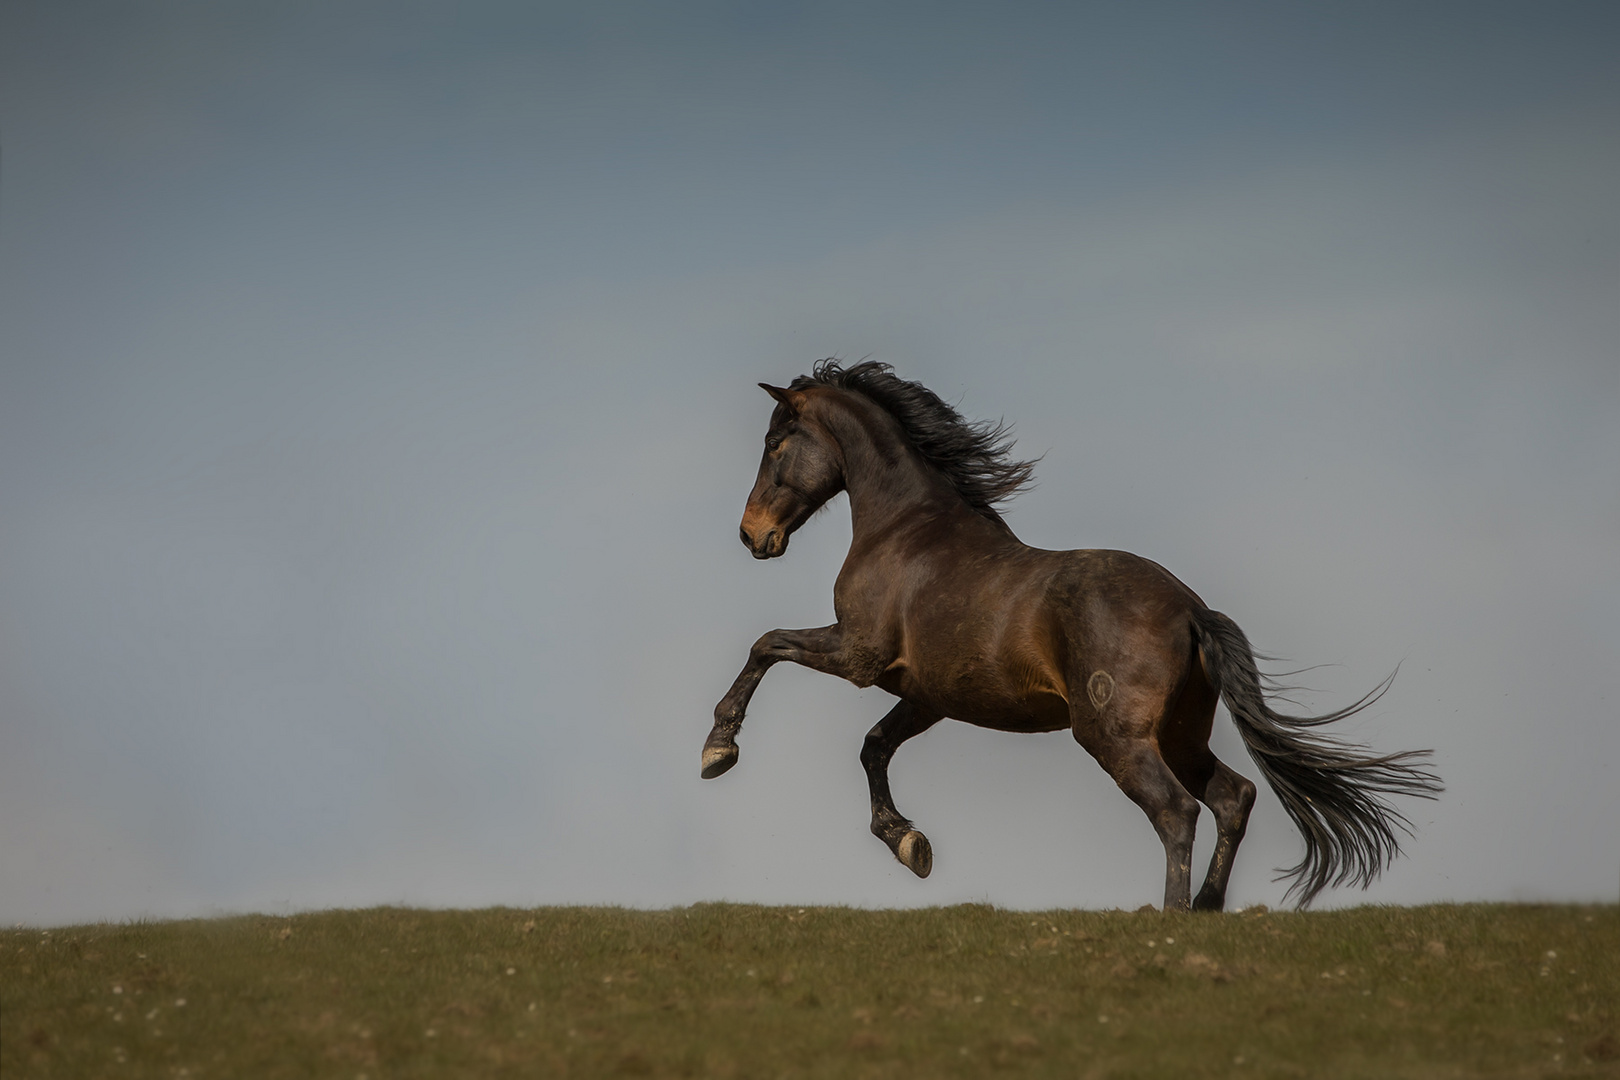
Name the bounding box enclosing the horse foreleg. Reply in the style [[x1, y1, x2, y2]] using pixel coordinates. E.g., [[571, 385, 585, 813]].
[[860, 699, 942, 877], [702, 624, 844, 779]]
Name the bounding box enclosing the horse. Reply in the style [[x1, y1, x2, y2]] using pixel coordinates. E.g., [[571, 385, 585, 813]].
[[702, 360, 1441, 910]]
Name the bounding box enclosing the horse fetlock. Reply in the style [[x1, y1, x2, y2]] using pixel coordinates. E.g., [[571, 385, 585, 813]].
[[870, 811, 908, 841]]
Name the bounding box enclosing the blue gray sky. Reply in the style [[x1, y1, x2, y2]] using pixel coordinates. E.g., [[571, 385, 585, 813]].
[[1, 2, 1616, 925]]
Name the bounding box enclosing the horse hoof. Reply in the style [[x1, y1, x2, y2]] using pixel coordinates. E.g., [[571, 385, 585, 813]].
[[896, 830, 932, 878], [701, 743, 738, 779]]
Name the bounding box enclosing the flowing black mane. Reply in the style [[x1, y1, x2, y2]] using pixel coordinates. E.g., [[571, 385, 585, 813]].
[[790, 359, 1038, 521]]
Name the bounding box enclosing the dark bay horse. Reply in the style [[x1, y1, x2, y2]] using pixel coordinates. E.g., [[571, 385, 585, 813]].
[[702, 360, 1441, 909]]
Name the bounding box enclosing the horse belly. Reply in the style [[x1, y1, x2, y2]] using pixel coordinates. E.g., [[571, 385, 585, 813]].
[[882, 648, 1071, 734]]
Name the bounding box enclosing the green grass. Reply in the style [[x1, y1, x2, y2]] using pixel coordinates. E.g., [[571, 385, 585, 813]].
[[3, 904, 1615, 1078]]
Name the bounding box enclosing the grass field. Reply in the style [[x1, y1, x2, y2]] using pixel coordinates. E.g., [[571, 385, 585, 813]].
[[3, 903, 1615, 1078]]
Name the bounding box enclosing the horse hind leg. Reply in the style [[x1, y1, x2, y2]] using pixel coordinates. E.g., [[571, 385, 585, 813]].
[[1188, 758, 1256, 911], [861, 700, 942, 878], [1158, 661, 1258, 911], [1114, 744, 1201, 911], [1078, 718, 1201, 910]]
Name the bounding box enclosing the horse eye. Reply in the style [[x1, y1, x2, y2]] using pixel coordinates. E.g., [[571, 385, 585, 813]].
[[766, 436, 782, 451]]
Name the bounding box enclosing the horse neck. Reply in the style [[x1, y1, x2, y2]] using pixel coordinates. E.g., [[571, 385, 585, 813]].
[[816, 392, 984, 544]]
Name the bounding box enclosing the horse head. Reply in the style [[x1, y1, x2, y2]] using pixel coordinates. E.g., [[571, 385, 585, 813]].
[[739, 383, 844, 559]]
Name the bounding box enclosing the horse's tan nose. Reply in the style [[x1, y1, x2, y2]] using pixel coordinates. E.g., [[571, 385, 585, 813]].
[[739, 505, 776, 557]]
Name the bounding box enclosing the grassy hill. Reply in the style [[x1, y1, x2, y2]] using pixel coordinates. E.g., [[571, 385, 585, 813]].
[[4, 903, 1615, 1078]]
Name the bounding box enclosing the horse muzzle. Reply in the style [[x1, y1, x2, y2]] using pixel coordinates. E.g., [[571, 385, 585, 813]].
[[739, 518, 788, 559]]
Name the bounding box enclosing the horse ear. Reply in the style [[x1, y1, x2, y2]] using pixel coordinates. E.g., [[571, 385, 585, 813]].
[[759, 383, 798, 411]]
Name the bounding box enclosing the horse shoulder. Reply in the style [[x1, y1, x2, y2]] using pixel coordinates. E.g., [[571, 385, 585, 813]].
[[829, 585, 904, 691]]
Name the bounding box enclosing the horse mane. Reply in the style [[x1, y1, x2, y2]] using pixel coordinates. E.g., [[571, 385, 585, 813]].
[[790, 359, 1038, 522]]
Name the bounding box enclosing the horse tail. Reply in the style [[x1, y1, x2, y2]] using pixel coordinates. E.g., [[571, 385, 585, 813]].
[[1190, 608, 1443, 907]]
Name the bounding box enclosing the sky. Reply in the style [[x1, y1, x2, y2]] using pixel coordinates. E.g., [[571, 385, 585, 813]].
[[0, 1, 1615, 926]]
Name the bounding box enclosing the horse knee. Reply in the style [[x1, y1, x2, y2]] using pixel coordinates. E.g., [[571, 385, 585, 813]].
[[748, 633, 776, 664]]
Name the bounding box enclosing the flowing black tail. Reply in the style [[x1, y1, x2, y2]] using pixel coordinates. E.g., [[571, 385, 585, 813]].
[[1192, 609, 1443, 907]]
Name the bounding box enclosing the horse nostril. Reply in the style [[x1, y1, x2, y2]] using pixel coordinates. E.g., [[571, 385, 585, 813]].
[[740, 525, 752, 549]]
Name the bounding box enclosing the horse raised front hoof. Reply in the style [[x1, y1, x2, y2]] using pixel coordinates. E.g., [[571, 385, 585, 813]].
[[701, 743, 739, 780], [896, 830, 932, 878]]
